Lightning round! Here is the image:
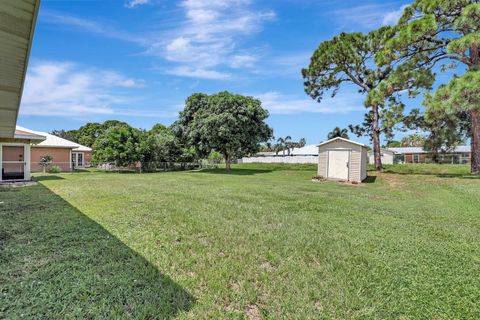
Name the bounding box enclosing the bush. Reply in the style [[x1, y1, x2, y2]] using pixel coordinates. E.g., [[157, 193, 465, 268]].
[[208, 151, 223, 164], [39, 155, 53, 173], [48, 165, 61, 173]]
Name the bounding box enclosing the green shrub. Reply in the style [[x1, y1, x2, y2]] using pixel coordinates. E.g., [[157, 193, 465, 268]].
[[208, 151, 223, 164], [48, 165, 61, 173]]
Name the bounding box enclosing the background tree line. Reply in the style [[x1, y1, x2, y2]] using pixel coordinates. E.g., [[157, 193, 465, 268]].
[[52, 91, 273, 171], [52, 120, 197, 167]]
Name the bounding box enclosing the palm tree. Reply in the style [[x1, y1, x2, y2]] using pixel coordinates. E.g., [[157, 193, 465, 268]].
[[327, 127, 349, 140], [265, 142, 273, 152], [276, 137, 285, 156], [284, 136, 293, 155], [297, 138, 306, 148], [400, 134, 425, 147]]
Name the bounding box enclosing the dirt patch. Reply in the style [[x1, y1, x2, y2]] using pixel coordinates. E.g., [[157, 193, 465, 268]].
[[230, 281, 241, 291], [375, 172, 407, 189], [260, 261, 272, 270], [245, 304, 261, 320], [0, 181, 37, 188]]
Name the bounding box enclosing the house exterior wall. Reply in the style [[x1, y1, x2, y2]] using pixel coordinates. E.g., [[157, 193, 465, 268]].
[[397, 152, 471, 164], [318, 140, 366, 182], [84, 151, 92, 165], [31, 147, 72, 172], [368, 151, 394, 165]]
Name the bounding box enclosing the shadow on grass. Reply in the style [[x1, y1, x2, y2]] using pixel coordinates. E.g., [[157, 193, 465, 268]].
[[0, 184, 195, 318], [381, 169, 480, 180], [192, 168, 273, 175], [363, 176, 377, 183], [33, 175, 65, 181], [73, 169, 92, 173]]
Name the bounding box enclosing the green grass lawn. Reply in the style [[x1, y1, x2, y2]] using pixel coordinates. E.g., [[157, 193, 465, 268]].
[[1, 164, 480, 319]]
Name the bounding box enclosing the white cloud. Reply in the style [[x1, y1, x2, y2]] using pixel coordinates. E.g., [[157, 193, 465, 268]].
[[266, 52, 311, 77], [330, 3, 409, 30], [21, 61, 145, 117], [165, 66, 231, 80], [254, 92, 364, 115], [230, 54, 257, 69], [125, 0, 150, 8], [101, 71, 145, 88], [41, 10, 146, 45], [157, 0, 275, 78], [382, 5, 408, 26], [41, 2, 275, 79]]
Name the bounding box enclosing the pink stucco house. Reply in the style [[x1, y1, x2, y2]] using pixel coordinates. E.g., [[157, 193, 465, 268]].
[[1, 126, 92, 181]]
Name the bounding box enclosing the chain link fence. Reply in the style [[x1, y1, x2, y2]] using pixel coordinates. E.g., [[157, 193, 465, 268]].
[[30, 160, 222, 174], [98, 161, 210, 173]]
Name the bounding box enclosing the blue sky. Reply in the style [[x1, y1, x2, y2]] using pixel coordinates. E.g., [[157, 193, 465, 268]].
[[18, 0, 431, 145]]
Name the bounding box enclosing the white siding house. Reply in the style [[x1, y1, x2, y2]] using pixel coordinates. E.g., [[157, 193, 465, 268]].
[[317, 137, 368, 183], [241, 144, 319, 164], [368, 149, 395, 165]]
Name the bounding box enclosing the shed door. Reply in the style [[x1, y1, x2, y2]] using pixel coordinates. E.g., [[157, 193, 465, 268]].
[[328, 150, 349, 180]]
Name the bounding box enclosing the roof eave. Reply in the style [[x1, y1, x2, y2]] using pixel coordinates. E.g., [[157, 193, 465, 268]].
[[13, 133, 46, 141], [316, 137, 368, 148], [4, 1, 41, 138]]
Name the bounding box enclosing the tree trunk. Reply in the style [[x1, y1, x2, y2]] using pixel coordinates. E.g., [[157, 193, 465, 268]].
[[470, 45, 480, 174], [224, 153, 231, 172], [471, 109, 480, 174], [372, 104, 382, 171]]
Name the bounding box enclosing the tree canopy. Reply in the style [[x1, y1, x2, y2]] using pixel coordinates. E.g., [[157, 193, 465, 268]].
[[379, 0, 480, 173], [173, 91, 273, 170], [92, 124, 146, 167], [143, 124, 197, 166], [400, 134, 426, 147], [327, 127, 349, 140], [303, 27, 433, 170]]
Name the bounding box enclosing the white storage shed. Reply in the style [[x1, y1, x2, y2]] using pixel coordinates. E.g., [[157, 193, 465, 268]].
[[317, 137, 368, 183]]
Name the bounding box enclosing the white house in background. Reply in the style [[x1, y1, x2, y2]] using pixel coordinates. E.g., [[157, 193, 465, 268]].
[[317, 137, 368, 183], [368, 148, 395, 165], [242, 144, 319, 164], [289, 144, 319, 156]]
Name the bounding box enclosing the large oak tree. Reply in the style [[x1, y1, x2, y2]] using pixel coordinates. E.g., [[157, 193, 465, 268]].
[[173, 91, 273, 171]]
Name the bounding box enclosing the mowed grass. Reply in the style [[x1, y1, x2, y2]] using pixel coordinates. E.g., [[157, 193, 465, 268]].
[[1, 164, 480, 319]]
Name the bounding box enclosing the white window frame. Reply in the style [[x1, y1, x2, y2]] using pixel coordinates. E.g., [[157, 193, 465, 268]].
[[0, 143, 31, 181], [72, 152, 85, 168], [413, 154, 419, 163]]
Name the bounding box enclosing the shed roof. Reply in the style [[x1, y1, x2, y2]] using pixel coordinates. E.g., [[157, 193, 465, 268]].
[[0, 0, 40, 138], [16, 126, 92, 152], [317, 137, 368, 148]]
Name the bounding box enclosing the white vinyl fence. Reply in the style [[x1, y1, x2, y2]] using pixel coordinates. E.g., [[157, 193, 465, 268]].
[[240, 156, 318, 164]]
